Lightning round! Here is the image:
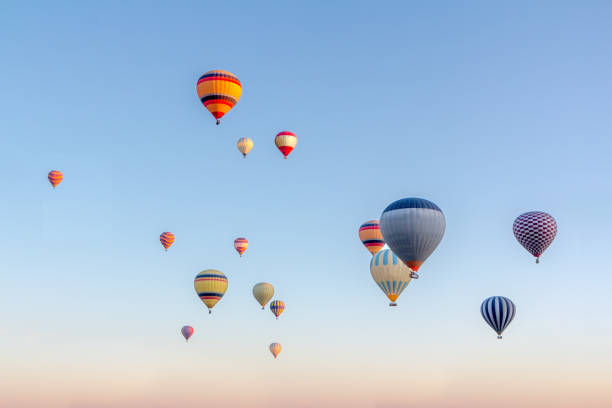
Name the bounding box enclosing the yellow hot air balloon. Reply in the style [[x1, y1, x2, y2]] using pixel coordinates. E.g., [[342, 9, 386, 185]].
[[252, 282, 274, 310], [370, 249, 412, 306], [237, 137, 253, 158], [194, 269, 228, 314], [269, 342, 282, 359], [196, 70, 242, 125]]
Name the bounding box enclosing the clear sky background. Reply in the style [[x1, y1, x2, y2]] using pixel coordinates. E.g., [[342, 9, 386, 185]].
[[1, 1, 611, 407]]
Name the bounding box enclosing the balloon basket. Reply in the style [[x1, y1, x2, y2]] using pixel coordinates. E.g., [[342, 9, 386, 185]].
[[536, 258, 540, 264], [497, 335, 503, 340], [410, 272, 419, 279], [216, 119, 220, 125], [208, 310, 212, 314], [389, 302, 397, 307]]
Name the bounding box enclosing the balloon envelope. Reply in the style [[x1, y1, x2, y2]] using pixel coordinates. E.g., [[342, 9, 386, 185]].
[[234, 237, 248, 256], [275, 131, 297, 159], [48, 170, 63, 188], [181, 325, 194, 341], [359, 220, 385, 256], [196, 70, 242, 124], [513, 211, 557, 262], [253, 283, 275, 309], [194, 269, 228, 313], [237, 137, 253, 157], [160, 232, 175, 251], [269, 342, 282, 358], [481, 296, 516, 339], [270, 300, 285, 319], [379, 198, 445, 276], [370, 249, 412, 306]]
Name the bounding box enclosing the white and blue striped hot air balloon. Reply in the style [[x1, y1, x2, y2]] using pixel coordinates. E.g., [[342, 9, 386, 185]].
[[370, 249, 413, 306], [481, 296, 516, 339], [379, 198, 446, 279]]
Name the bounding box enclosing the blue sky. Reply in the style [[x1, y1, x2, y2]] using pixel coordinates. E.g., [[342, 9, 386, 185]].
[[0, 1, 611, 407]]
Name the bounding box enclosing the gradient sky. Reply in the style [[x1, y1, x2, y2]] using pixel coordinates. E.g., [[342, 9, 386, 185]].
[[1, 1, 611, 407]]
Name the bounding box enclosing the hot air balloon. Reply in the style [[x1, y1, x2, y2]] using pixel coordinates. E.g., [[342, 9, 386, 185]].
[[196, 70, 242, 125], [379, 198, 446, 279], [253, 282, 274, 310], [234, 237, 248, 257], [359, 220, 385, 256], [481, 296, 516, 339], [160, 232, 175, 251], [269, 342, 282, 359], [48, 170, 63, 189], [181, 326, 194, 342], [370, 249, 412, 306], [274, 131, 297, 159], [513, 211, 557, 263], [194, 269, 228, 314], [270, 300, 285, 319], [237, 137, 253, 158]]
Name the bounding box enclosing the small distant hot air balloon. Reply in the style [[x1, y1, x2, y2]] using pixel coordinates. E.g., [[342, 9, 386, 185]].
[[194, 269, 228, 314], [181, 326, 194, 342], [359, 220, 385, 256], [196, 70, 242, 125], [237, 137, 253, 158], [234, 237, 248, 257], [48, 170, 63, 189], [513, 211, 557, 263], [253, 282, 275, 310], [370, 249, 412, 306], [380, 198, 446, 279], [160, 232, 175, 251], [481, 296, 516, 339], [270, 300, 285, 319], [269, 342, 282, 359], [274, 131, 297, 159]]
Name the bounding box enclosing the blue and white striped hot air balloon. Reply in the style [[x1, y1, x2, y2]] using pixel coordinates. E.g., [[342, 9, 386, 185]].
[[379, 198, 446, 279], [370, 249, 412, 306], [481, 296, 516, 339]]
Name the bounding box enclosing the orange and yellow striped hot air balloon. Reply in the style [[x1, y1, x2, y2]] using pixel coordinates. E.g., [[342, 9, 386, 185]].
[[269, 342, 282, 359], [358, 220, 385, 256], [160, 232, 175, 251], [48, 170, 63, 189], [196, 70, 242, 125], [275, 131, 297, 159], [234, 237, 248, 257]]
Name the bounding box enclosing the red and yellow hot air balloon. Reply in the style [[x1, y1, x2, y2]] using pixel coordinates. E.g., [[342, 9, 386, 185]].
[[359, 220, 385, 256], [196, 70, 242, 125], [160, 232, 175, 251], [48, 170, 63, 189], [269, 342, 282, 359], [275, 131, 297, 159], [234, 237, 248, 257]]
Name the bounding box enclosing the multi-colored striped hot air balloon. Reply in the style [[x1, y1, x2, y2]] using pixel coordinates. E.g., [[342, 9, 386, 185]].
[[274, 131, 297, 159], [48, 170, 63, 189], [234, 237, 248, 257], [236, 137, 253, 158], [181, 325, 194, 342], [370, 249, 412, 306], [269, 342, 282, 359], [253, 282, 275, 310], [196, 70, 242, 125], [270, 300, 285, 319], [513, 211, 557, 263], [160, 232, 175, 251], [380, 198, 446, 279], [194, 269, 228, 314], [359, 220, 385, 256]]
